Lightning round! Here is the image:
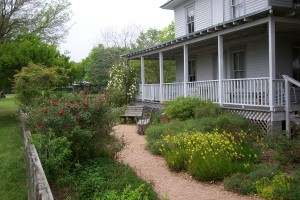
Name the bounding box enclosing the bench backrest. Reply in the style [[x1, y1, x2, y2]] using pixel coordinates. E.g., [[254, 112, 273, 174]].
[[123, 106, 144, 117]]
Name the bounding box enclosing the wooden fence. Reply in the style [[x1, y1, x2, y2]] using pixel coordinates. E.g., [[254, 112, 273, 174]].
[[21, 112, 53, 200]]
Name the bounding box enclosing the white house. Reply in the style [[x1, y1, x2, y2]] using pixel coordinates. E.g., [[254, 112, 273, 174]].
[[124, 0, 300, 133]]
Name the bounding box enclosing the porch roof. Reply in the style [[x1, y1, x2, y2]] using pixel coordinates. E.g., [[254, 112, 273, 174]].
[[123, 7, 300, 60]]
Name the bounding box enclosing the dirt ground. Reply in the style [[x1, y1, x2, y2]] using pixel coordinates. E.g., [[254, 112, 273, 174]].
[[114, 124, 261, 200]]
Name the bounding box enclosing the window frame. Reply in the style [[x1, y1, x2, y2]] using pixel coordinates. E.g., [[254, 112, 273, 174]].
[[186, 6, 195, 34], [231, 0, 245, 18], [188, 60, 196, 82], [232, 50, 246, 79]]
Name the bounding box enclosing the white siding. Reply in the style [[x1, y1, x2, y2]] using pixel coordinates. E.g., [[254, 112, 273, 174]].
[[174, 7, 186, 38], [195, 0, 212, 30], [245, 0, 268, 15], [224, 0, 231, 21], [212, 0, 224, 25], [176, 57, 184, 82], [246, 38, 268, 78], [196, 52, 214, 80], [269, 0, 292, 8], [175, 38, 270, 81], [275, 37, 292, 78]]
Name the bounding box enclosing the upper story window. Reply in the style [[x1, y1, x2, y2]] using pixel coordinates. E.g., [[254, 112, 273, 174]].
[[186, 7, 194, 34], [232, 0, 245, 18]]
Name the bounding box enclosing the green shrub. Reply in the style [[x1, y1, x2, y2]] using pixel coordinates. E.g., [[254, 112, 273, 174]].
[[146, 114, 260, 155], [224, 164, 283, 195], [194, 100, 223, 119], [263, 131, 300, 164], [256, 173, 300, 200], [13, 62, 67, 106], [159, 131, 259, 181], [99, 184, 149, 200], [75, 158, 159, 200], [163, 97, 202, 120]]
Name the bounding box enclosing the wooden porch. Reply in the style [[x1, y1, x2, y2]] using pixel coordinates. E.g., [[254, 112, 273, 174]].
[[137, 77, 292, 109]]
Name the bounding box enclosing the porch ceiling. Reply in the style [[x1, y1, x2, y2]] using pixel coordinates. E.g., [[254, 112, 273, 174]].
[[124, 6, 300, 61]]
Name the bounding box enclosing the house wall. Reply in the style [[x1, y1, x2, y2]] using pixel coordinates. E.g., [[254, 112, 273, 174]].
[[174, 0, 271, 38], [175, 37, 270, 81]]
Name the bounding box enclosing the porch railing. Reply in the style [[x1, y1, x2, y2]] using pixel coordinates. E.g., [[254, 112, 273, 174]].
[[222, 78, 269, 106], [138, 78, 286, 107]]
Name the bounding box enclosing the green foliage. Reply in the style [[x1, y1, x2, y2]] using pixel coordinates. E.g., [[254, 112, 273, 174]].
[[74, 158, 159, 200], [194, 100, 223, 119], [106, 63, 138, 106], [224, 164, 283, 195], [0, 95, 27, 199], [99, 184, 149, 200], [163, 97, 203, 120], [159, 131, 259, 181], [256, 173, 300, 200], [30, 131, 72, 180], [26, 92, 115, 161], [263, 131, 300, 164], [14, 62, 67, 106], [0, 34, 71, 89], [146, 113, 260, 155], [82, 44, 128, 87]]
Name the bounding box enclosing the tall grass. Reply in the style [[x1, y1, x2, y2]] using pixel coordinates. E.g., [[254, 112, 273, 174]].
[[0, 95, 27, 199]]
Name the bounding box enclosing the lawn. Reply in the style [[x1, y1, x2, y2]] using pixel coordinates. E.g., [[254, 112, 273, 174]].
[[0, 95, 27, 199]]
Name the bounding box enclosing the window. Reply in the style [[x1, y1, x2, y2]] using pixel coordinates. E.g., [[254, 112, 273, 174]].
[[188, 60, 196, 82], [233, 50, 245, 79], [292, 47, 300, 81], [187, 7, 194, 33], [232, 0, 244, 18]]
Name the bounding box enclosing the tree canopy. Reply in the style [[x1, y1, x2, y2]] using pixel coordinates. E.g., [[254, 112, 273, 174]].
[[0, 34, 71, 89], [0, 0, 72, 44]]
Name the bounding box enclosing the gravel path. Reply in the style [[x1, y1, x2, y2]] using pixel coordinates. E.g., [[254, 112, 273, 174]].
[[114, 124, 261, 200]]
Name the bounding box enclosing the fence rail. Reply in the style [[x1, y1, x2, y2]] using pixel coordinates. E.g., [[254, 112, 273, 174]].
[[21, 111, 53, 200]]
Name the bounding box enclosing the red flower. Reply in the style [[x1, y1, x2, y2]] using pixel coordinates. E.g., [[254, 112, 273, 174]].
[[69, 100, 73, 103], [66, 125, 71, 129], [44, 109, 49, 113], [67, 104, 73, 108], [59, 109, 64, 116], [39, 122, 45, 127], [101, 94, 107, 100], [76, 105, 80, 109], [75, 113, 79, 118], [53, 101, 58, 106], [83, 103, 89, 108], [83, 90, 89, 95]]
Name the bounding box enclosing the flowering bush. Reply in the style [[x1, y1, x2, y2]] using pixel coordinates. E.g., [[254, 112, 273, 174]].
[[159, 130, 260, 181], [106, 63, 138, 106], [26, 92, 115, 161]]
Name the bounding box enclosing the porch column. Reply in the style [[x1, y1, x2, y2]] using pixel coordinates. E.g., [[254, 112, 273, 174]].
[[268, 15, 276, 111], [159, 52, 164, 102], [184, 44, 188, 97], [141, 56, 145, 101], [218, 35, 224, 106]]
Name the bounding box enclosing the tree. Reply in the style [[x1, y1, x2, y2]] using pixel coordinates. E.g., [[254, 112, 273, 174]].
[[82, 44, 127, 88], [0, 34, 71, 90], [130, 22, 176, 84], [98, 23, 142, 48], [0, 0, 72, 44]]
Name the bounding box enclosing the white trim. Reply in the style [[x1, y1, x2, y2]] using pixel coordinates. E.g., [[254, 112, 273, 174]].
[[141, 56, 145, 101], [184, 44, 189, 97], [269, 15, 275, 111], [159, 52, 164, 102], [218, 35, 224, 106]]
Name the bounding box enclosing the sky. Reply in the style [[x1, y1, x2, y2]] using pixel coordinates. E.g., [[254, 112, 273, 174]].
[[60, 0, 174, 62]]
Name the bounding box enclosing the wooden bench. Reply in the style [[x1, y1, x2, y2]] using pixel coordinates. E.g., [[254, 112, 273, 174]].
[[120, 105, 144, 123], [137, 108, 153, 135]]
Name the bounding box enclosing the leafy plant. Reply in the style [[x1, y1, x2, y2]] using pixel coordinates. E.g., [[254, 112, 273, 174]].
[[159, 130, 259, 181], [74, 158, 159, 200]]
